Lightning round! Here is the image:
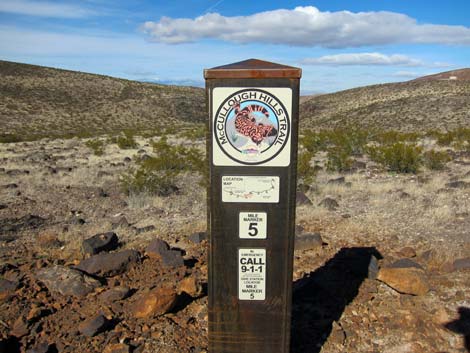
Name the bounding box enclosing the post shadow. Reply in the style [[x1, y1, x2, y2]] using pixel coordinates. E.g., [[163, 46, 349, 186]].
[[445, 307, 470, 352], [291, 247, 382, 353]]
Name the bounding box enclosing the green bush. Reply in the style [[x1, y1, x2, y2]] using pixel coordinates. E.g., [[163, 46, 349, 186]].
[[368, 142, 422, 173], [422, 150, 450, 170], [326, 147, 354, 172], [85, 139, 105, 156], [121, 136, 206, 196], [297, 150, 316, 185], [110, 131, 138, 149], [180, 125, 206, 140], [371, 130, 420, 145], [0, 134, 22, 143]]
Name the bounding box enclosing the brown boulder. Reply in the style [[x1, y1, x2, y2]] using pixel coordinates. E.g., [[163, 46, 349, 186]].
[[103, 343, 130, 353], [377, 267, 429, 295], [178, 276, 203, 297], [133, 287, 177, 318]]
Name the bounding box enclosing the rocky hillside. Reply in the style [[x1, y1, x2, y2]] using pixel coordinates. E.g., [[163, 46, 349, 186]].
[[0, 61, 205, 139], [413, 68, 470, 82], [300, 71, 470, 132]]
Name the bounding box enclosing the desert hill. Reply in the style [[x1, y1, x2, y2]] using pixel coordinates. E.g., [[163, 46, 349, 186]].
[[300, 71, 470, 132], [0, 60, 205, 139], [1, 61, 470, 139], [412, 68, 470, 82]]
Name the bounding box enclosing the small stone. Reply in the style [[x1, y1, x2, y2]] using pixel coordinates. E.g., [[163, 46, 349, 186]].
[[367, 255, 380, 280], [296, 192, 312, 206], [145, 239, 170, 259], [25, 342, 54, 353], [397, 247, 416, 258], [377, 267, 429, 296], [82, 232, 119, 255], [78, 314, 110, 337], [76, 250, 140, 277], [111, 216, 129, 229], [445, 180, 470, 189], [188, 232, 207, 244], [26, 307, 45, 322], [36, 266, 100, 298], [134, 225, 156, 234], [123, 157, 132, 163], [0, 204, 7, 210], [160, 250, 184, 268], [103, 343, 130, 353], [318, 197, 339, 211], [327, 176, 345, 184], [0, 278, 18, 301], [133, 287, 177, 318], [179, 276, 203, 297], [389, 258, 424, 270], [294, 233, 323, 251], [11, 317, 29, 338], [99, 286, 131, 303], [452, 257, 470, 271]]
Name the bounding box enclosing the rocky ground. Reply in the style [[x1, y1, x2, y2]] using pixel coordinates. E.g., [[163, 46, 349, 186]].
[[0, 136, 469, 353]]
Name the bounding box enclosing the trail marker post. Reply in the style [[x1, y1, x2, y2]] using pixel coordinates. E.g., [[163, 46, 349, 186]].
[[205, 59, 301, 353]]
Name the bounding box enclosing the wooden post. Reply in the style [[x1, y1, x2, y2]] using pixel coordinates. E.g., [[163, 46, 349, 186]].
[[205, 59, 301, 353]]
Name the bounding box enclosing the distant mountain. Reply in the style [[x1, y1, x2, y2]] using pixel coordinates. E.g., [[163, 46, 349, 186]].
[[0, 61, 205, 139], [300, 70, 470, 132]]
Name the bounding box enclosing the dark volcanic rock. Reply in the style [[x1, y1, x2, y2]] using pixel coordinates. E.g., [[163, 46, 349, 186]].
[[6, 169, 29, 176], [453, 257, 470, 271], [82, 232, 119, 255], [327, 176, 345, 184], [26, 342, 57, 353], [445, 180, 470, 189], [36, 266, 100, 298], [161, 250, 184, 268], [146, 239, 170, 259], [188, 232, 207, 244], [99, 286, 131, 303], [78, 314, 111, 337], [0, 204, 7, 210], [296, 191, 312, 206], [1, 183, 18, 189], [389, 258, 424, 270], [134, 225, 156, 234], [294, 233, 323, 251], [318, 197, 339, 210], [0, 278, 18, 301], [76, 250, 140, 277], [0, 215, 46, 233]]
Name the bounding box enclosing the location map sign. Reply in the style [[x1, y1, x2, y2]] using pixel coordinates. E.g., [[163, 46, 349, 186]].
[[205, 59, 301, 353]]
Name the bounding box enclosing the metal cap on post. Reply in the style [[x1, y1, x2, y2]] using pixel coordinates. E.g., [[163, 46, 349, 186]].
[[205, 59, 301, 353]]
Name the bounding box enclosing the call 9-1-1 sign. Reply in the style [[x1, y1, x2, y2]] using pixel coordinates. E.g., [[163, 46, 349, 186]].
[[205, 59, 301, 353]]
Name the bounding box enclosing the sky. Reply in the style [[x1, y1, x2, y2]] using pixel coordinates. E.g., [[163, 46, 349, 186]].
[[0, 0, 469, 94]]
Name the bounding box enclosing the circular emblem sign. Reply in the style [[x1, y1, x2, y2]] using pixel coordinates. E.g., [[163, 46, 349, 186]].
[[214, 88, 290, 165]]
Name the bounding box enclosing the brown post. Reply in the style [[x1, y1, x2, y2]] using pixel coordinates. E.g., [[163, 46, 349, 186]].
[[205, 59, 301, 353]]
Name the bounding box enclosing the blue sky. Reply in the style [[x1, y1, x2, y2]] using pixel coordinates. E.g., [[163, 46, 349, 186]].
[[0, 0, 469, 93]]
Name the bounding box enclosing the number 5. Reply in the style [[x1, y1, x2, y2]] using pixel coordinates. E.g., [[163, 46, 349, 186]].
[[248, 223, 258, 237]]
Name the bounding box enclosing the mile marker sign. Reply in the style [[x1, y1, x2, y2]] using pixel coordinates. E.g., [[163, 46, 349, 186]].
[[205, 59, 301, 353]]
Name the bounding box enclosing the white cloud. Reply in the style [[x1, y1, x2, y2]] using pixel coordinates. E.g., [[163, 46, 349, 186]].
[[392, 71, 422, 78], [141, 6, 470, 47], [301, 53, 424, 66], [0, 0, 96, 18]]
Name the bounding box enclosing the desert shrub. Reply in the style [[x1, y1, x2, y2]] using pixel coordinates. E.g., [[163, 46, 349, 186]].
[[372, 130, 420, 145], [368, 142, 422, 173], [297, 150, 316, 185], [180, 125, 206, 140], [422, 150, 450, 170], [328, 127, 369, 156], [110, 131, 138, 149], [326, 147, 354, 172], [300, 130, 328, 153], [85, 139, 105, 156], [121, 136, 205, 196], [0, 134, 22, 143]]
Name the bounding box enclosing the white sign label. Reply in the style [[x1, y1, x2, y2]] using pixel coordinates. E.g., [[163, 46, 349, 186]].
[[238, 248, 266, 300], [222, 176, 279, 203], [213, 87, 292, 167], [239, 212, 267, 239]]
